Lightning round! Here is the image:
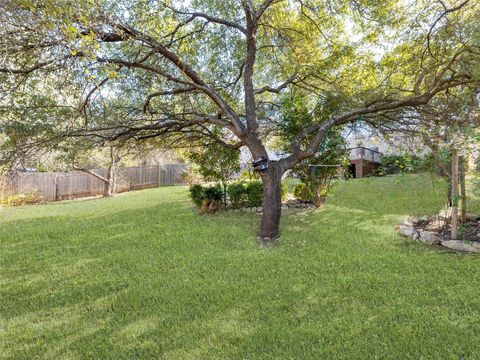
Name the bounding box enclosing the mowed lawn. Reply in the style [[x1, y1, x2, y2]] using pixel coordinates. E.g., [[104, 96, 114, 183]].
[[1, 174, 480, 359]]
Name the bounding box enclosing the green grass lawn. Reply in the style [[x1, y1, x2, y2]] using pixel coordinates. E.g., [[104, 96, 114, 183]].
[[1, 174, 480, 359]]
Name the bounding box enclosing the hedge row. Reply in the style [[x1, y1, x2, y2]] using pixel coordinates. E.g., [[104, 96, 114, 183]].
[[189, 181, 288, 211]]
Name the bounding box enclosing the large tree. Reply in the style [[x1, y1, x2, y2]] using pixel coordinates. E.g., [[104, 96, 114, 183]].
[[0, 0, 479, 241]]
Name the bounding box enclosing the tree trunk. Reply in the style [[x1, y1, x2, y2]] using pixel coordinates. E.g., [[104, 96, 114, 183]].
[[102, 164, 115, 198], [451, 149, 459, 240], [102, 145, 118, 198], [222, 182, 227, 206], [459, 155, 466, 223], [258, 162, 283, 243]]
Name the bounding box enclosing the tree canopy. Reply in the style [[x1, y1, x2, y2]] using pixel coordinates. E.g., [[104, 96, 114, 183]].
[[1, 0, 479, 239]]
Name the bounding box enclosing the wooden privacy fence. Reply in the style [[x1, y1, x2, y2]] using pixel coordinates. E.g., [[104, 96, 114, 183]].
[[1, 164, 187, 202]]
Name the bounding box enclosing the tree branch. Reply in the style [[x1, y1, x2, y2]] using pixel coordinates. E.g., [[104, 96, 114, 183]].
[[73, 166, 109, 183]]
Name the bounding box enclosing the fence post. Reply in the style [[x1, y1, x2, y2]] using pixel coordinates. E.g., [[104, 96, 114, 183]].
[[53, 175, 57, 201], [15, 172, 20, 195], [157, 164, 161, 187], [451, 148, 459, 240]]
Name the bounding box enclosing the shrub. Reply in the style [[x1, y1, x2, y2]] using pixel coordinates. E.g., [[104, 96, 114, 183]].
[[380, 154, 422, 175], [193, 180, 289, 209], [293, 183, 314, 203], [189, 184, 205, 208], [204, 185, 223, 202], [0, 193, 42, 206], [203, 185, 223, 212], [227, 182, 247, 208], [246, 181, 263, 207], [185, 141, 240, 204]]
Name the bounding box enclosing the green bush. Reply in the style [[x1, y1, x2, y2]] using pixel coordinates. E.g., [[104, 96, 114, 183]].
[[203, 185, 223, 212], [293, 183, 314, 203], [189, 184, 205, 208], [417, 152, 449, 176], [204, 185, 223, 202], [381, 154, 422, 175], [193, 180, 290, 209], [246, 181, 263, 207], [227, 182, 247, 208]]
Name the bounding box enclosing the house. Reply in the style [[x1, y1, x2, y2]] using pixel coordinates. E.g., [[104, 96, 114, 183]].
[[348, 146, 383, 178]]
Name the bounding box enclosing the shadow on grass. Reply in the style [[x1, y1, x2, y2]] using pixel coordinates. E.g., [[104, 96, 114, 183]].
[[3, 175, 480, 359]]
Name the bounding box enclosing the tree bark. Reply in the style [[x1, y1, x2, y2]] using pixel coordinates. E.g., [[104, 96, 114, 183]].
[[102, 163, 115, 197], [459, 155, 466, 223], [451, 148, 459, 240], [258, 162, 284, 243], [75, 146, 117, 198], [222, 181, 227, 206]]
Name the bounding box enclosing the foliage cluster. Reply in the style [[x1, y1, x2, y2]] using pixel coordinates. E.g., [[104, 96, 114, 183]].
[[0, 192, 42, 206], [380, 152, 450, 176], [293, 183, 314, 203], [380, 154, 423, 175], [277, 94, 349, 207], [189, 184, 223, 213], [228, 181, 290, 208], [190, 181, 289, 210], [184, 142, 241, 204]]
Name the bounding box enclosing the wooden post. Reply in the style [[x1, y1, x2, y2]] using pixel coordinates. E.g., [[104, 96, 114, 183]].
[[451, 148, 459, 240], [459, 155, 467, 223], [53, 175, 57, 201]]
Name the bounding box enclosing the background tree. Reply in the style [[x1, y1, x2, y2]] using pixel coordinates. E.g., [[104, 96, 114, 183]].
[[1, 0, 479, 241], [276, 92, 349, 206], [367, 88, 480, 238], [66, 140, 125, 198]]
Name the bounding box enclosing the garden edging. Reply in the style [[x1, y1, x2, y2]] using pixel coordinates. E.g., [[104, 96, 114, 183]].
[[398, 215, 480, 253]]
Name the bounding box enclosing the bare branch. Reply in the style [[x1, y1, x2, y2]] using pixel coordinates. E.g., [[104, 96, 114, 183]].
[[73, 166, 109, 183], [163, 4, 247, 35], [254, 74, 298, 95]]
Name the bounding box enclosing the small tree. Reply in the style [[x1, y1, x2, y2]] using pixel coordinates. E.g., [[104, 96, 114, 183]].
[[291, 129, 349, 207], [278, 93, 349, 207], [72, 144, 121, 198], [62, 137, 140, 198], [381, 89, 479, 237], [185, 142, 240, 205]]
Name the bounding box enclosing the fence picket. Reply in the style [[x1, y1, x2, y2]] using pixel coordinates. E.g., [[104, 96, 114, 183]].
[[0, 164, 187, 203]]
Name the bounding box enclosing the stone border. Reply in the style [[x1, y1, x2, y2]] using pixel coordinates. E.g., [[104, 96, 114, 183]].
[[229, 202, 316, 213], [398, 216, 480, 253]]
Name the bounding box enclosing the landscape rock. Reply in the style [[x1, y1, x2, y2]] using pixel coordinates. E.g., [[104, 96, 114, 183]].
[[399, 225, 418, 239], [418, 230, 441, 245], [285, 199, 300, 205], [406, 217, 419, 226], [441, 240, 480, 253], [256, 207, 263, 213]]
